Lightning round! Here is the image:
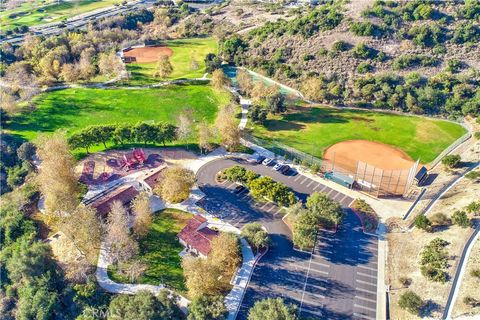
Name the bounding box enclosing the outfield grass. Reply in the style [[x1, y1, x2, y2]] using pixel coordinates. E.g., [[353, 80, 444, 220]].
[[7, 83, 230, 149], [252, 105, 467, 163], [123, 38, 218, 85], [1, 0, 117, 32], [108, 209, 193, 293]]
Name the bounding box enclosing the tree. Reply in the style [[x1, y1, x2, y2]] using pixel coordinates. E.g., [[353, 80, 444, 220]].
[[211, 69, 230, 90], [248, 298, 297, 320], [293, 210, 317, 250], [266, 93, 286, 114], [452, 210, 471, 228], [248, 105, 267, 124], [182, 257, 223, 298], [442, 154, 461, 168], [105, 201, 138, 264], [154, 167, 194, 203], [236, 69, 253, 95], [108, 290, 183, 320], [241, 223, 270, 252], [154, 54, 173, 79], [209, 233, 242, 277], [198, 121, 213, 154], [17, 142, 36, 162], [306, 192, 344, 227], [60, 63, 80, 83], [58, 205, 101, 277], [215, 104, 241, 150], [414, 214, 432, 231], [114, 124, 134, 145], [188, 295, 227, 320], [176, 108, 195, 144], [204, 53, 221, 73], [398, 290, 423, 315], [131, 192, 152, 237], [0, 91, 19, 114], [36, 133, 80, 216], [98, 52, 124, 78]]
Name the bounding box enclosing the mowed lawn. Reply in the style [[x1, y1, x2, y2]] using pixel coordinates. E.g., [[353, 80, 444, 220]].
[[252, 105, 467, 163], [124, 38, 218, 85], [1, 0, 117, 32], [109, 209, 193, 293], [7, 83, 230, 142]]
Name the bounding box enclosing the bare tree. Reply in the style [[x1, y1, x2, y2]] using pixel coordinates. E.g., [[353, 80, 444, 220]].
[[131, 192, 152, 237], [0, 91, 19, 114], [60, 63, 80, 83], [215, 104, 241, 150], [211, 69, 230, 90], [198, 121, 213, 154], [105, 201, 138, 264], [36, 132, 80, 217], [176, 107, 194, 144], [154, 54, 173, 79], [78, 48, 96, 80], [119, 260, 148, 282], [98, 52, 125, 78], [236, 69, 253, 95]]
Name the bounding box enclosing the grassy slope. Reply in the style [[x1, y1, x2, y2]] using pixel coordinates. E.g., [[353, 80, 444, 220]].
[[7, 83, 230, 141], [109, 209, 193, 293], [1, 0, 117, 31], [124, 38, 218, 85], [252, 105, 467, 163]]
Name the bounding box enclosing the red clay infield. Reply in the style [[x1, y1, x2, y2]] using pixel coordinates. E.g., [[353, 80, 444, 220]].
[[323, 140, 415, 174], [123, 46, 173, 63]]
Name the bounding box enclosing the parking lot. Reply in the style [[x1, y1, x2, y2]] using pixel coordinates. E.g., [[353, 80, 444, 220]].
[[196, 158, 378, 320]]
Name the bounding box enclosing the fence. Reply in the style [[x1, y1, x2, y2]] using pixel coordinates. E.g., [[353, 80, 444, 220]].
[[428, 128, 471, 168]]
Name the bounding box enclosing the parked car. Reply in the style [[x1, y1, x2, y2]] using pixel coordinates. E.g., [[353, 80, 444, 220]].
[[274, 163, 284, 171], [233, 185, 246, 194], [262, 158, 274, 166], [255, 155, 266, 164], [280, 165, 291, 174]]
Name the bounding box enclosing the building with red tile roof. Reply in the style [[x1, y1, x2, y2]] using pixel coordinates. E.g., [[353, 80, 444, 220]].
[[177, 215, 219, 257]]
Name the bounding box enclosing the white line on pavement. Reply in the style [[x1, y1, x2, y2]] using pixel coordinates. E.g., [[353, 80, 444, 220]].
[[301, 309, 325, 317], [353, 312, 376, 320], [355, 295, 376, 303], [356, 279, 377, 286], [356, 287, 377, 295], [296, 264, 328, 275], [306, 180, 314, 188], [300, 177, 309, 185], [358, 265, 377, 272], [309, 260, 330, 268], [274, 208, 283, 216], [294, 175, 302, 182], [267, 205, 276, 213], [260, 202, 269, 209], [357, 272, 376, 279], [312, 183, 320, 190], [354, 304, 376, 312]]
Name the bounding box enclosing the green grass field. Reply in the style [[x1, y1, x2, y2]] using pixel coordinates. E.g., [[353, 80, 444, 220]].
[[7, 83, 230, 146], [123, 38, 218, 86], [1, 0, 117, 32], [108, 209, 193, 293], [252, 105, 467, 163]]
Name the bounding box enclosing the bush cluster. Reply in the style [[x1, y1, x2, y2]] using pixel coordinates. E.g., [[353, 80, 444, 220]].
[[420, 238, 449, 283], [392, 54, 438, 70]]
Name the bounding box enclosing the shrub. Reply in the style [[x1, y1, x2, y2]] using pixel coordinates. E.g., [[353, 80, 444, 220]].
[[470, 268, 480, 278], [463, 296, 479, 307], [352, 43, 378, 59], [452, 210, 471, 228], [241, 223, 270, 252], [446, 59, 463, 73], [430, 212, 451, 227], [398, 290, 423, 315], [414, 215, 431, 231], [465, 170, 480, 181], [398, 276, 412, 287], [331, 40, 350, 52], [475, 132, 480, 140], [420, 238, 449, 283], [465, 201, 480, 215], [357, 62, 373, 74], [441, 154, 461, 168]]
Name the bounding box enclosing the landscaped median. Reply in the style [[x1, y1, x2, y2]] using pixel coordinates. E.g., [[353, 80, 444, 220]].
[[350, 199, 380, 234]]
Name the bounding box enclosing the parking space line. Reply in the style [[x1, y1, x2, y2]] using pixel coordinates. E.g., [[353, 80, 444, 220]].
[[300, 177, 309, 185], [318, 185, 328, 193], [357, 272, 376, 279], [356, 287, 376, 295], [306, 180, 314, 188], [296, 265, 328, 275], [274, 208, 283, 216], [356, 279, 376, 286], [260, 202, 269, 209], [358, 265, 377, 272], [354, 304, 376, 312], [312, 183, 320, 190], [301, 309, 325, 318], [355, 295, 376, 303], [339, 194, 348, 204], [309, 260, 330, 268], [284, 277, 308, 288], [267, 205, 277, 213], [294, 175, 302, 182], [326, 188, 335, 196], [353, 312, 376, 320], [333, 192, 344, 201]]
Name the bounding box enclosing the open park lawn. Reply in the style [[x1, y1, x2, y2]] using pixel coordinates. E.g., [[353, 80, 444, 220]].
[[1, 0, 117, 32], [252, 105, 467, 164], [109, 209, 193, 293], [124, 38, 218, 85], [7, 83, 230, 143]]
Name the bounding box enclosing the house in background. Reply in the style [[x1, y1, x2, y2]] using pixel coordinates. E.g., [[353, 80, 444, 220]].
[[177, 215, 219, 258]]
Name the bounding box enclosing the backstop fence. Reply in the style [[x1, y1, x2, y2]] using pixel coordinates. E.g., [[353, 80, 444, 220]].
[[244, 133, 419, 198]]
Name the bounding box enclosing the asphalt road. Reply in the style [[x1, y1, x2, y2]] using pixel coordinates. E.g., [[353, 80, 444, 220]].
[[196, 158, 378, 320]]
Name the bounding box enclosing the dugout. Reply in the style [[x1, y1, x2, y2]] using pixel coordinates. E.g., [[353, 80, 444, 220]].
[[324, 171, 354, 189]]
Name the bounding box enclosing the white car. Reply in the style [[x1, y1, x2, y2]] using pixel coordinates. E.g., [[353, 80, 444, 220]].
[[274, 163, 284, 171], [262, 158, 274, 166]]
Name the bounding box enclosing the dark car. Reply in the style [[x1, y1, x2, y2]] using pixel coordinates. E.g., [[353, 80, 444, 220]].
[[255, 155, 266, 164], [280, 165, 291, 174], [233, 185, 246, 194]]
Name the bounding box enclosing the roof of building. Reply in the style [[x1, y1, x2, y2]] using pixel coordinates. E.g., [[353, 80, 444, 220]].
[[92, 185, 139, 217], [177, 215, 219, 256]]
